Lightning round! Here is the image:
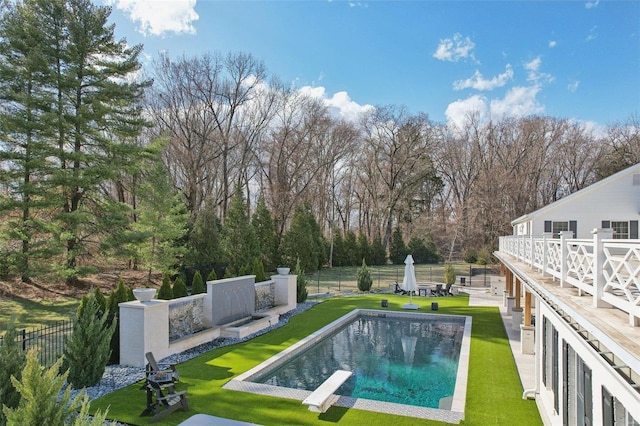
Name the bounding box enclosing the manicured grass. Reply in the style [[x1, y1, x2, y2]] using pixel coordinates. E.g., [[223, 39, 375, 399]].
[[0, 295, 79, 332], [91, 294, 542, 426]]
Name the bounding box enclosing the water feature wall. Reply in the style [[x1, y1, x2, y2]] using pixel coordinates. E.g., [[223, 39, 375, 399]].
[[207, 275, 256, 326], [120, 274, 297, 367], [168, 294, 207, 342], [255, 280, 275, 311]]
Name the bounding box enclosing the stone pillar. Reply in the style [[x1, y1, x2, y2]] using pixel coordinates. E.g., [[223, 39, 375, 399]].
[[119, 300, 169, 367], [507, 296, 516, 314], [272, 273, 297, 314], [521, 324, 535, 354], [512, 307, 523, 331]]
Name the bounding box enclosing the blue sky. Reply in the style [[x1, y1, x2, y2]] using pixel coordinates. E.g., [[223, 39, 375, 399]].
[[101, 0, 639, 130]]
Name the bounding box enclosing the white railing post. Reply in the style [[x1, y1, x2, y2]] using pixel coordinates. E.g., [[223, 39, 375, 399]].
[[559, 231, 573, 288], [541, 233, 551, 276], [592, 228, 613, 308], [520, 234, 526, 261], [529, 233, 535, 268]]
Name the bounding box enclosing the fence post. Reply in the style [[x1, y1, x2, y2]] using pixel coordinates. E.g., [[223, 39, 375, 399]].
[[592, 228, 613, 308], [559, 231, 573, 288]]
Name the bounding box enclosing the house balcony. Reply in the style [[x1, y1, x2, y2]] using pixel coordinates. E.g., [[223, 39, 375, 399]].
[[495, 230, 640, 394]]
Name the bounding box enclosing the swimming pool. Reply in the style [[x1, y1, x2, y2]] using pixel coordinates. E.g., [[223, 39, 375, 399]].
[[225, 309, 472, 423]]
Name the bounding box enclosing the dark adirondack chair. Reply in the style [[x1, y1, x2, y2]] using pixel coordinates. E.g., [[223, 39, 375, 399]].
[[146, 379, 189, 423], [145, 352, 180, 383], [430, 284, 443, 296]]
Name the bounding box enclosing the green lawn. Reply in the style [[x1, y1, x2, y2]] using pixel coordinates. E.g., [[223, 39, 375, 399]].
[[306, 263, 485, 294], [0, 295, 79, 332], [91, 294, 542, 426]]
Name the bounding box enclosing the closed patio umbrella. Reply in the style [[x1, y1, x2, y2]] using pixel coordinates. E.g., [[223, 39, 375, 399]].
[[401, 254, 419, 309]]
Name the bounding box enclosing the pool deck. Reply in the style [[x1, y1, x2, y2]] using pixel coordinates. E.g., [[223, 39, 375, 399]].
[[464, 282, 536, 392]]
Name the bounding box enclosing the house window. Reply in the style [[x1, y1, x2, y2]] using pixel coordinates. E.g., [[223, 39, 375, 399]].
[[602, 386, 639, 426], [553, 221, 569, 236], [611, 221, 629, 239]]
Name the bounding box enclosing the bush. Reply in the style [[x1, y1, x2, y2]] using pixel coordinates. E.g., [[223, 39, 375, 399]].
[[106, 278, 133, 365], [207, 269, 217, 281], [444, 264, 456, 286], [191, 270, 205, 294], [356, 259, 373, 292], [3, 349, 112, 426], [294, 259, 308, 303], [157, 272, 173, 300], [0, 319, 27, 426], [464, 247, 478, 263], [172, 276, 188, 299], [252, 258, 266, 282], [63, 292, 116, 388]]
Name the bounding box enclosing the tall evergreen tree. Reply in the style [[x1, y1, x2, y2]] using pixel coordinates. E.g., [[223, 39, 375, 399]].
[[370, 235, 387, 265], [0, 0, 60, 281], [357, 232, 371, 265], [220, 190, 259, 275], [251, 194, 278, 272], [132, 161, 189, 281], [280, 204, 325, 273], [389, 227, 407, 265], [343, 230, 358, 266], [184, 196, 222, 269]]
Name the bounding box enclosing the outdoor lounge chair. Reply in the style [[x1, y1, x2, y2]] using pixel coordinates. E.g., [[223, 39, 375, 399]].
[[145, 352, 180, 383], [439, 283, 453, 296], [430, 284, 443, 296], [146, 378, 189, 423]]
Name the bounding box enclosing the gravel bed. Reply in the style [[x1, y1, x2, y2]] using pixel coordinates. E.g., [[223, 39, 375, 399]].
[[67, 301, 318, 404]]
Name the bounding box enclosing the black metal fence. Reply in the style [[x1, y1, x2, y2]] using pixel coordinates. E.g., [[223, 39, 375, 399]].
[[0, 320, 73, 367]]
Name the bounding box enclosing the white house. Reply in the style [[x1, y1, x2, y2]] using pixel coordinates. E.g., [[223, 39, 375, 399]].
[[495, 163, 640, 425], [511, 163, 640, 239]]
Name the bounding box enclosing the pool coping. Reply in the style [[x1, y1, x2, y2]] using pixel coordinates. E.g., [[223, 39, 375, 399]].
[[224, 309, 472, 424]]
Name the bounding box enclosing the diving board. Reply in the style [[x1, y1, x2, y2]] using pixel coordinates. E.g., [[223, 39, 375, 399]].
[[302, 370, 352, 413]]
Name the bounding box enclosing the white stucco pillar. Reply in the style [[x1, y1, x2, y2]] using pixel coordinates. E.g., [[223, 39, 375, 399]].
[[119, 300, 169, 367], [520, 324, 535, 354], [271, 273, 297, 314], [512, 307, 523, 331]]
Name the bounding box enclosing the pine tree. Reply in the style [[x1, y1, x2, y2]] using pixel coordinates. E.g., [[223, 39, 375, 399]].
[[184, 196, 222, 270], [251, 194, 278, 272], [191, 270, 206, 294], [172, 276, 188, 299], [294, 259, 308, 303], [343, 230, 359, 266], [220, 191, 259, 275], [63, 292, 116, 388], [252, 258, 266, 282], [157, 272, 173, 300], [370, 235, 387, 265], [132, 161, 189, 281], [3, 349, 112, 426], [280, 204, 326, 273], [0, 0, 61, 281], [356, 259, 373, 292], [0, 319, 27, 426], [106, 278, 133, 364], [206, 269, 217, 281], [389, 227, 407, 265], [357, 232, 371, 266]]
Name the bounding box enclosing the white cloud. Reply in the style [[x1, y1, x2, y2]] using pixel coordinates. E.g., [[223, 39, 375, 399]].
[[445, 95, 488, 130], [453, 64, 513, 91], [105, 0, 199, 36], [445, 85, 545, 128], [586, 25, 598, 41], [490, 85, 544, 119], [524, 56, 554, 83], [585, 0, 600, 9], [298, 86, 374, 122], [548, 40, 557, 48], [568, 80, 580, 93], [433, 33, 478, 63]]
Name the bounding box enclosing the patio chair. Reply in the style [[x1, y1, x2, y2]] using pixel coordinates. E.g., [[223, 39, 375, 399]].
[[439, 283, 453, 296], [146, 379, 189, 423], [393, 282, 407, 295], [145, 352, 180, 383], [430, 284, 443, 296]]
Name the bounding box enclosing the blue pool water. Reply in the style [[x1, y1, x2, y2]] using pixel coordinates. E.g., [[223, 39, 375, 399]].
[[254, 313, 465, 409]]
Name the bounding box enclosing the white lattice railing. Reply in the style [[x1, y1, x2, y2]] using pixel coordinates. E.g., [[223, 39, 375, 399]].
[[499, 231, 640, 326]]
